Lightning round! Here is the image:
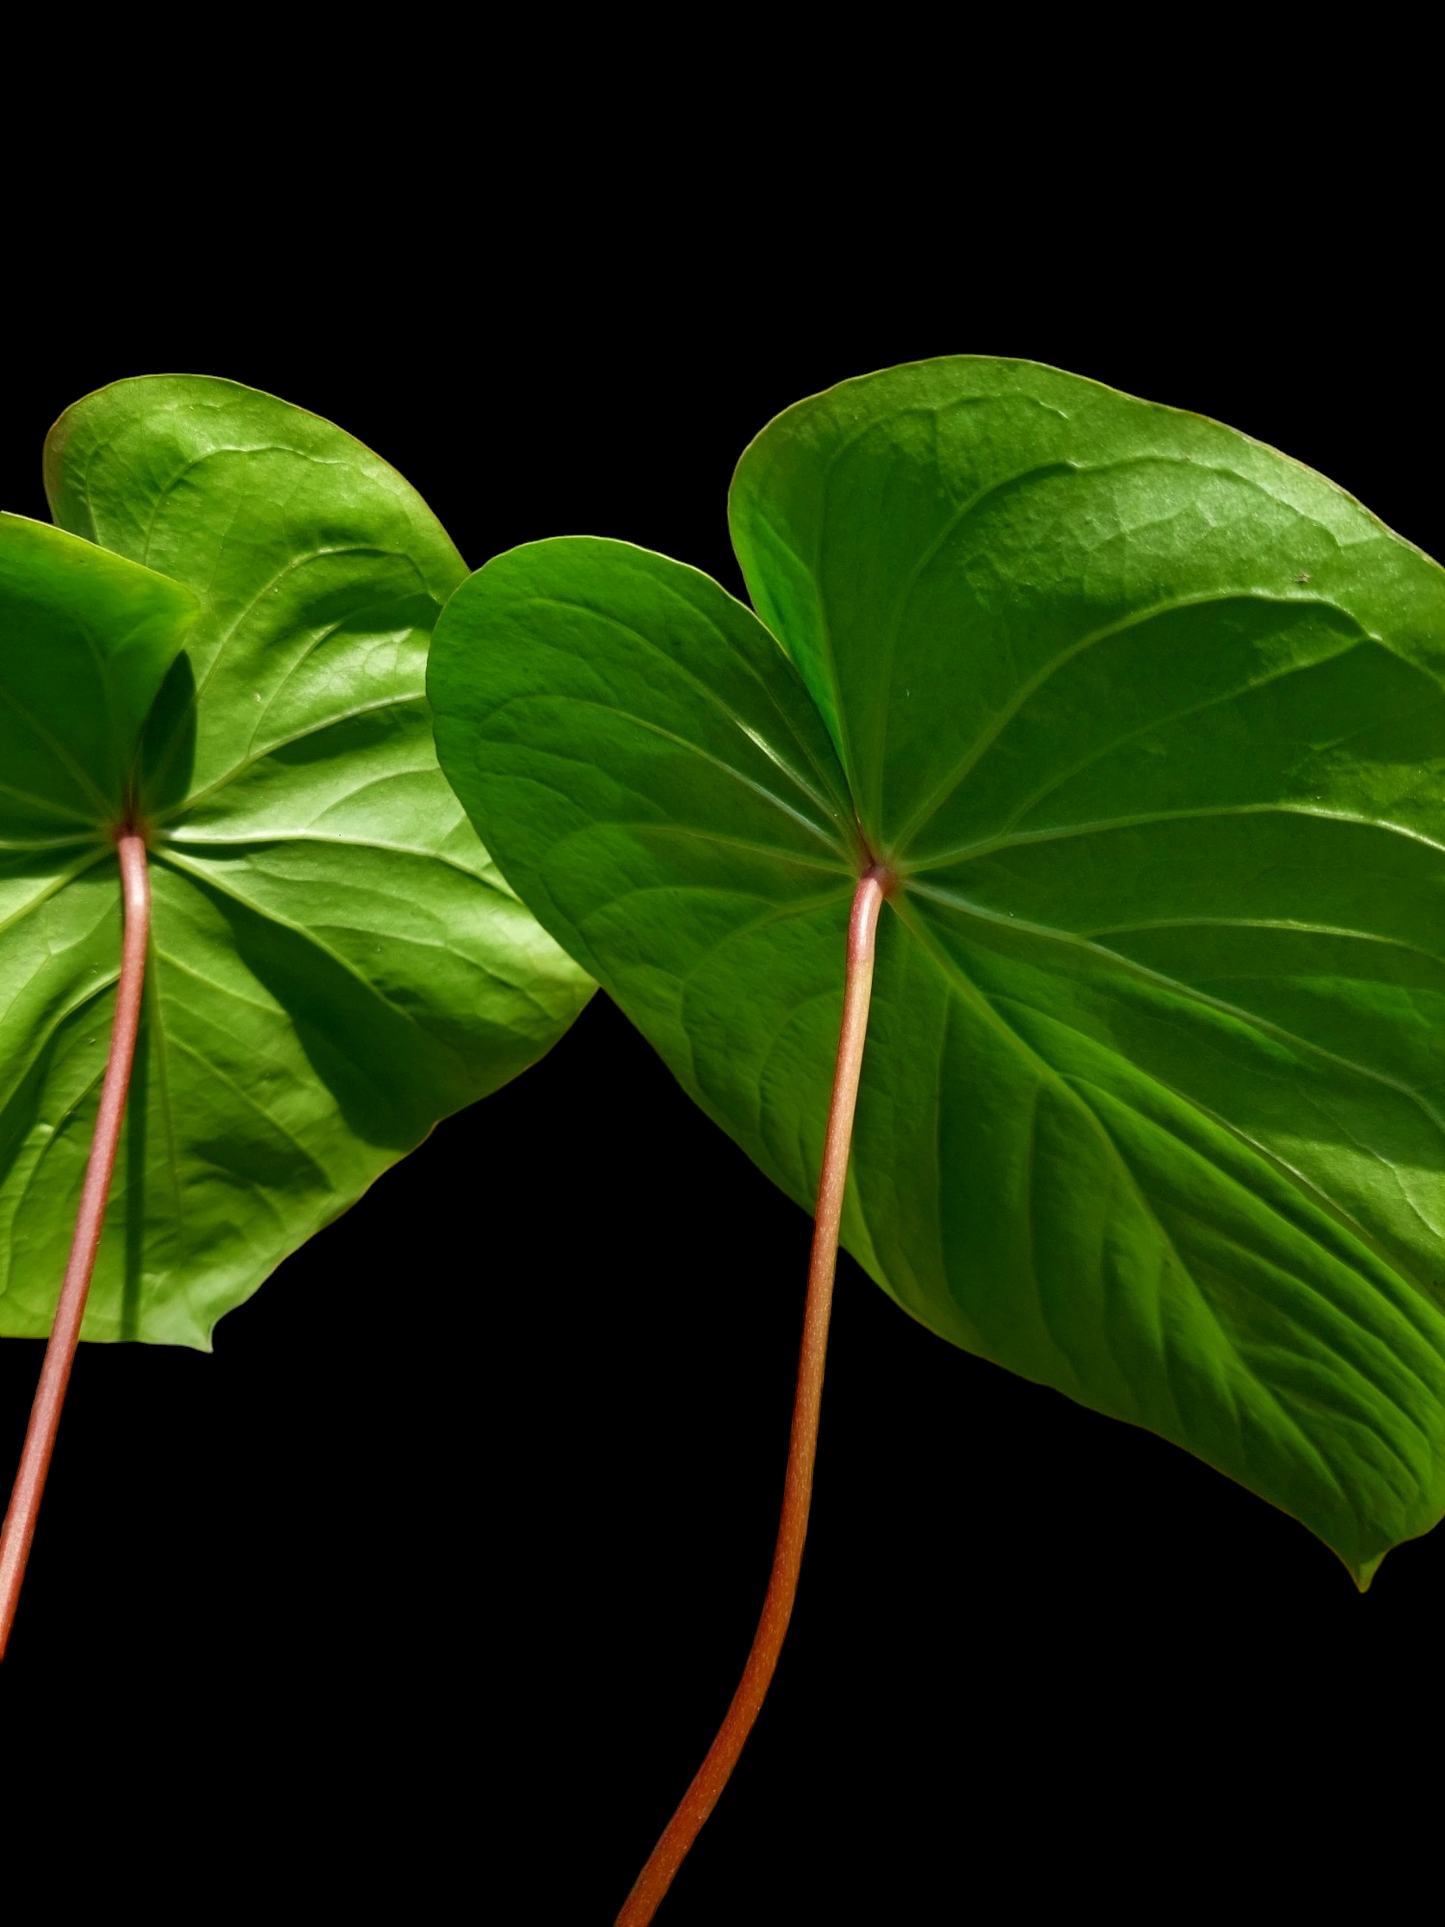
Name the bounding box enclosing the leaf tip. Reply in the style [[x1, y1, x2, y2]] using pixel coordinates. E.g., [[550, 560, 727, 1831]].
[[1348, 1549, 1386, 1594]]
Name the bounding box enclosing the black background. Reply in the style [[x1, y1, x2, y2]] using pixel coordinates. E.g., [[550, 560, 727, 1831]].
[[2, 221, 1440, 1914]]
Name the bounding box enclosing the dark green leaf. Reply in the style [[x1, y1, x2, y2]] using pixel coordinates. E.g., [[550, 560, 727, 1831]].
[[429, 356, 1445, 1585], [0, 514, 199, 827], [0, 377, 590, 1349]]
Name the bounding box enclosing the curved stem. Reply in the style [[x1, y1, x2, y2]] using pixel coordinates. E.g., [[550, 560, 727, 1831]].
[[617, 864, 889, 1926], [0, 830, 150, 1662]]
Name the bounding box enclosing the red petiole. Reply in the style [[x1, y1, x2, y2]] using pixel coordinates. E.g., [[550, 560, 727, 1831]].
[[0, 828, 150, 1661], [616, 862, 891, 1926]]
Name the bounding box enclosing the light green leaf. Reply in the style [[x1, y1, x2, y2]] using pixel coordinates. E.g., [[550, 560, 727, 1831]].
[[0, 376, 590, 1349], [429, 356, 1445, 1585]]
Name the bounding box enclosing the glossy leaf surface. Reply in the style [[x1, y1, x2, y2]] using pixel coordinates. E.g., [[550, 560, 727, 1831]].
[[0, 377, 590, 1348], [430, 357, 1445, 1583]]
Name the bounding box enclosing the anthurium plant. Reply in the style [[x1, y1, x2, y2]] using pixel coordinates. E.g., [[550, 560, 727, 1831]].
[[427, 355, 1445, 1920], [0, 376, 591, 1651]]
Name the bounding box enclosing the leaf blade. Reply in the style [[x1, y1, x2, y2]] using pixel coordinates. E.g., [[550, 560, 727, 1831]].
[[0, 376, 591, 1349], [433, 358, 1445, 1579]]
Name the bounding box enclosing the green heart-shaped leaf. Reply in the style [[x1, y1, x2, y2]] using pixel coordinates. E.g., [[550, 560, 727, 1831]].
[[0, 376, 590, 1349], [430, 356, 1445, 1585]]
